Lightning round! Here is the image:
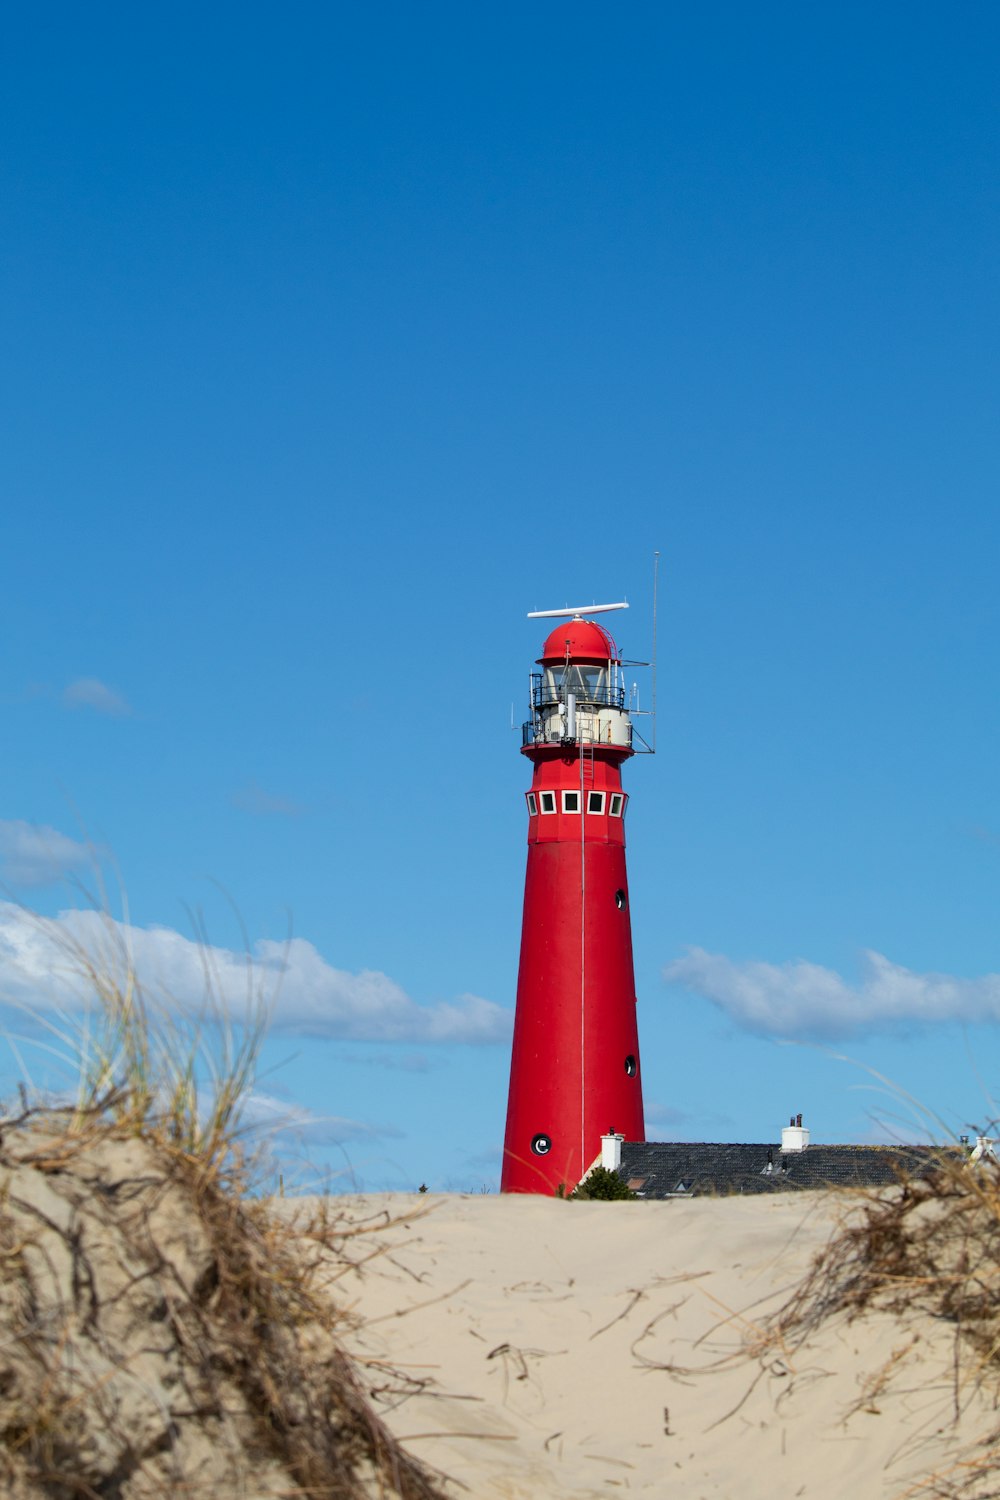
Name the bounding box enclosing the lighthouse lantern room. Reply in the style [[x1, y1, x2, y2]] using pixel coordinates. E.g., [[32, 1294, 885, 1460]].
[[501, 603, 646, 1195]]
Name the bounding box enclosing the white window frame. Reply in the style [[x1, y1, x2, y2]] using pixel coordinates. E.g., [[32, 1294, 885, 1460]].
[[539, 791, 557, 815], [562, 790, 581, 814], [586, 791, 605, 814], [609, 793, 624, 818], [526, 792, 538, 816]]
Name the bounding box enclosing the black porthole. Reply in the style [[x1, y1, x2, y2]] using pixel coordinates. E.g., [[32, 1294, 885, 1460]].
[[625, 1055, 637, 1077], [614, 888, 627, 910], [530, 1133, 552, 1156]]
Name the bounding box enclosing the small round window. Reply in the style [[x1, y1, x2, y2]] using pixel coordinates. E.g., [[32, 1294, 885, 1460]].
[[614, 889, 627, 910], [530, 1133, 552, 1156], [625, 1055, 637, 1077]]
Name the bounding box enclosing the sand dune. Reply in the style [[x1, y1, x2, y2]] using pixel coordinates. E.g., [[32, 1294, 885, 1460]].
[[0, 1113, 442, 1500], [4, 1107, 996, 1498], [282, 1190, 1000, 1499]]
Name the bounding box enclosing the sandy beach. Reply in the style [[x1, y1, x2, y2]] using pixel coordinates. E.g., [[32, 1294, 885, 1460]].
[[280, 1190, 1000, 1499]]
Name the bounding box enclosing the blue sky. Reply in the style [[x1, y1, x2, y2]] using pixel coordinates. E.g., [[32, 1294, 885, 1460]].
[[3, 3, 1000, 1187]]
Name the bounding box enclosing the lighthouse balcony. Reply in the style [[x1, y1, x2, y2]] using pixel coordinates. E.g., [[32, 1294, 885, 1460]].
[[522, 709, 633, 750], [531, 676, 625, 712]]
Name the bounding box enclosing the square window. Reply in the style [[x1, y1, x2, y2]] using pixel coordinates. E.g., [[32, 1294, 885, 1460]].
[[526, 793, 538, 816], [539, 791, 556, 814], [609, 794, 624, 817], [587, 791, 605, 814], [562, 790, 580, 813]]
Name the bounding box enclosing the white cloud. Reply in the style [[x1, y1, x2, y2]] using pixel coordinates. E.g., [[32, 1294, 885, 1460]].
[[0, 821, 91, 887], [62, 678, 131, 716], [230, 782, 304, 818], [0, 902, 511, 1045], [336, 1050, 432, 1073], [643, 1101, 691, 1128], [239, 1090, 401, 1145], [663, 947, 1000, 1039]]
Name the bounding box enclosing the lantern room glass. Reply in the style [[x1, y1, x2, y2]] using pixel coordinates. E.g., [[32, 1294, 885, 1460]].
[[542, 664, 609, 705]]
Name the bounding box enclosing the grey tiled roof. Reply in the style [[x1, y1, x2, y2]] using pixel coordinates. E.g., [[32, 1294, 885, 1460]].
[[618, 1140, 955, 1197]]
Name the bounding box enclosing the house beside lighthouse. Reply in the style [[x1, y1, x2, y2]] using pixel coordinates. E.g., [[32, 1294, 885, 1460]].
[[501, 603, 647, 1195]]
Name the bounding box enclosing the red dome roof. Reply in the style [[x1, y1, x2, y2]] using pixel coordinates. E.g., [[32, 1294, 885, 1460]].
[[538, 618, 619, 663]]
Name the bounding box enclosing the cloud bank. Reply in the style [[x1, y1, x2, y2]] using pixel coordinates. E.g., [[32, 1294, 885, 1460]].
[[664, 947, 1000, 1039], [0, 822, 91, 887], [62, 678, 131, 716], [0, 902, 511, 1045]]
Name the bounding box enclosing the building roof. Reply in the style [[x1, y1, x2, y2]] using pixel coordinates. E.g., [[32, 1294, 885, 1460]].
[[618, 1140, 955, 1198]]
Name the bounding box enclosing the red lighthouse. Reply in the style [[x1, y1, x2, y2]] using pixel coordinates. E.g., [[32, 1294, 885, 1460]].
[[501, 604, 646, 1195]]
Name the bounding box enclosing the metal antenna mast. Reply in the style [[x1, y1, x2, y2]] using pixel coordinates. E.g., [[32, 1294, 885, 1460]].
[[651, 551, 660, 754]]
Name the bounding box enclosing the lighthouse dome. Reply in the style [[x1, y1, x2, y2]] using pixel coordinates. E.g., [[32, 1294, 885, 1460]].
[[538, 618, 618, 663]]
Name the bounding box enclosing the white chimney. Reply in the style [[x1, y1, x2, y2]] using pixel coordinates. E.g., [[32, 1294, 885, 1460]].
[[601, 1131, 624, 1171], [781, 1112, 810, 1153]]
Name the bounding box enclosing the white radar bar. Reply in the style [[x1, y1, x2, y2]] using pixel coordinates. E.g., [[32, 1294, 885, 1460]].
[[526, 601, 629, 619]]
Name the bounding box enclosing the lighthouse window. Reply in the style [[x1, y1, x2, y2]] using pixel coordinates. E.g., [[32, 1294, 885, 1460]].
[[562, 791, 580, 813], [609, 794, 624, 817], [625, 1054, 637, 1077], [577, 665, 608, 703], [587, 791, 605, 814], [614, 888, 627, 910], [539, 791, 556, 814], [531, 1133, 553, 1156], [526, 793, 538, 816]]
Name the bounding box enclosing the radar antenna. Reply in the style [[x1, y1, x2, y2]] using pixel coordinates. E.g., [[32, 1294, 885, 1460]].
[[527, 601, 628, 619]]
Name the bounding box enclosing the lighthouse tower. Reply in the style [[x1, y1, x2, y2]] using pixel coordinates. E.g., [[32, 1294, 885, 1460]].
[[501, 605, 646, 1195]]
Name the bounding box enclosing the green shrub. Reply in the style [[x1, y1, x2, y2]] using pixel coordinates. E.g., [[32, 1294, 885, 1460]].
[[571, 1166, 635, 1200]]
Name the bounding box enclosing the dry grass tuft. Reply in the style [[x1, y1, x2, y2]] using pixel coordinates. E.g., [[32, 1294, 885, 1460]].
[[769, 1154, 1000, 1497], [774, 1160, 1000, 1365], [0, 893, 449, 1499]]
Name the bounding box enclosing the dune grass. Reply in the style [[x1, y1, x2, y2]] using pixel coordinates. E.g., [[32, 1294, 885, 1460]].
[[767, 1149, 1000, 1497]]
